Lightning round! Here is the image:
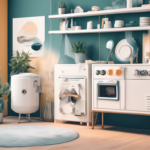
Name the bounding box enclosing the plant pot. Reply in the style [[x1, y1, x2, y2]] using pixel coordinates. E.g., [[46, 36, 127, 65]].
[[58, 8, 66, 15], [75, 53, 87, 64], [43, 101, 54, 122], [0, 113, 3, 124]]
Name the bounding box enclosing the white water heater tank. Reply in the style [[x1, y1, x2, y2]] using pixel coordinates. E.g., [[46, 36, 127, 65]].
[[11, 73, 41, 114]]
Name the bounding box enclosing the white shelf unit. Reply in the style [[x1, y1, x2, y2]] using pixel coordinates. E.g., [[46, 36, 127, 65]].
[[48, 26, 150, 34], [48, 7, 150, 34], [48, 7, 150, 19]]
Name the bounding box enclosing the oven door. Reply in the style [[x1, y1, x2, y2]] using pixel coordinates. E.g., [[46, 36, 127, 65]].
[[97, 80, 119, 101], [93, 80, 125, 110]]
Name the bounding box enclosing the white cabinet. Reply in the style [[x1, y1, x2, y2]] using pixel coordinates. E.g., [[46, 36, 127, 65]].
[[126, 80, 150, 112]]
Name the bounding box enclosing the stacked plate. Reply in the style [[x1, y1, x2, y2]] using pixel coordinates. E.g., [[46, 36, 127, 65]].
[[104, 21, 112, 29], [114, 20, 124, 28], [140, 17, 150, 26]]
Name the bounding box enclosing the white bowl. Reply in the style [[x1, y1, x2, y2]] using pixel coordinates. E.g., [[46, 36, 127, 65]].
[[75, 26, 81, 30]]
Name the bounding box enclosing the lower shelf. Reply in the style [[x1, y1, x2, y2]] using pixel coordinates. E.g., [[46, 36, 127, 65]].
[[48, 26, 150, 34]]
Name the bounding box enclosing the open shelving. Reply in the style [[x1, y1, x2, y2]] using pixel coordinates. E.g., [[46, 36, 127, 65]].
[[48, 7, 150, 34]]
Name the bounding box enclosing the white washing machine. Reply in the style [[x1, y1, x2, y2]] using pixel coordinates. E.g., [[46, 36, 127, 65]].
[[55, 64, 92, 126]]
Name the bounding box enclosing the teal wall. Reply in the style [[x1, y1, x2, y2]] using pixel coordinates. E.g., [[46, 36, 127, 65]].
[[8, 0, 150, 129]]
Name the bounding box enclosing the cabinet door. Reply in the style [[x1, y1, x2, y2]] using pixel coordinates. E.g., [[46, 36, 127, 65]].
[[126, 80, 150, 112]]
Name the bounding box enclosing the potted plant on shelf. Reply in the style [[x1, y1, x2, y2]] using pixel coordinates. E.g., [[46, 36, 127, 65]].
[[72, 41, 87, 64], [0, 76, 11, 124], [9, 51, 35, 77], [58, 1, 66, 15]]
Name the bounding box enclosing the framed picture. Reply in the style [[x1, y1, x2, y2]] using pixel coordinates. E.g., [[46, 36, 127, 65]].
[[13, 16, 45, 57]]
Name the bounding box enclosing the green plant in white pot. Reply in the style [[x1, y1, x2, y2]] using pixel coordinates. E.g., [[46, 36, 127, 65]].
[[58, 1, 66, 15], [0, 76, 11, 124], [9, 51, 35, 77], [72, 41, 87, 64]]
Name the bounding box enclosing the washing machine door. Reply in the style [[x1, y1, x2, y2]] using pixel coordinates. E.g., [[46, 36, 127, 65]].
[[59, 77, 86, 116]]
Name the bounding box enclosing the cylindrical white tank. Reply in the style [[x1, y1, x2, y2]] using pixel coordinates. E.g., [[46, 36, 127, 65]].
[[11, 73, 41, 114]]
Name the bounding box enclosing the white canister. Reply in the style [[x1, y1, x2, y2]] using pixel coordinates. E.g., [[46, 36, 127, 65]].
[[87, 21, 93, 30], [97, 24, 100, 29], [127, 0, 132, 8]]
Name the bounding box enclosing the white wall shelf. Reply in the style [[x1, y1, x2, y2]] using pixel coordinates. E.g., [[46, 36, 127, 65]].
[[48, 7, 150, 19], [48, 26, 150, 34]]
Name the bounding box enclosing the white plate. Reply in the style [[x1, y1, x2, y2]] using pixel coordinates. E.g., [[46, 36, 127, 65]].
[[115, 39, 134, 62]]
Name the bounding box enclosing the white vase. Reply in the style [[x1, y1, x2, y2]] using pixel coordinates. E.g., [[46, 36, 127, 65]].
[[58, 8, 66, 15], [0, 113, 3, 124], [43, 101, 54, 122], [127, 0, 132, 8], [75, 53, 87, 64]]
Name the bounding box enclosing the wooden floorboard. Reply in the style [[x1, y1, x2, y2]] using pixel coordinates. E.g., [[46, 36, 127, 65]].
[[0, 116, 150, 150]]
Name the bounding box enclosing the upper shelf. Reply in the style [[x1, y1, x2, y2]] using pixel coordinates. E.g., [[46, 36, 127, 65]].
[[48, 7, 150, 19], [48, 26, 150, 34]]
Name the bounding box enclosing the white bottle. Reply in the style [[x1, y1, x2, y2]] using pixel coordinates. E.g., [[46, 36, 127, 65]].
[[127, 0, 132, 8]]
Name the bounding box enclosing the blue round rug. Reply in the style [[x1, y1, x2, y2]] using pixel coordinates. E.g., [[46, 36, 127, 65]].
[[0, 126, 79, 147]]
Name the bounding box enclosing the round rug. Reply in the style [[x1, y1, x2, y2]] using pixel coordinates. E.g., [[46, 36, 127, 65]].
[[0, 126, 79, 147]]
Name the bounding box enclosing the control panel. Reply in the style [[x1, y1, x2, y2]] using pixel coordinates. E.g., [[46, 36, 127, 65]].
[[94, 66, 124, 79], [134, 69, 150, 76], [93, 65, 150, 79], [126, 66, 150, 79]]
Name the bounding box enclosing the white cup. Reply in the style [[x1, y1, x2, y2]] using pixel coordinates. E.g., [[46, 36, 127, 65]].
[[87, 21, 93, 29], [97, 24, 100, 29]]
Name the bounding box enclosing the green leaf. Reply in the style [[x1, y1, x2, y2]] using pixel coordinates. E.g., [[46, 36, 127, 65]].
[[3, 83, 10, 95]]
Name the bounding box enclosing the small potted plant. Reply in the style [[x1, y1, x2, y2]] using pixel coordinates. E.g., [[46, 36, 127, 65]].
[[9, 51, 35, 77], [58, 1, 66, 15], [72, 41, 87, 64], [0, 76, 11, 124]]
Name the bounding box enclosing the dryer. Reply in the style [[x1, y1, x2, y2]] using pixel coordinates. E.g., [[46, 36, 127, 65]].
[[54, 64, 92, 126]]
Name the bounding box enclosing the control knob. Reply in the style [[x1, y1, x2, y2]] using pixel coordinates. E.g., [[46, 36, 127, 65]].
[[107, 69, 113, 76], [140, 70, 148, 76], [96, 70, 100, 75], [135, 69, 140, 75], [116, 69, 122, 76], [100, 70, 106, 76]]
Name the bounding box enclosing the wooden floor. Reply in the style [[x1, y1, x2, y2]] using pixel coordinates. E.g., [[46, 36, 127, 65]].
[[1, 117, 150, 150]]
